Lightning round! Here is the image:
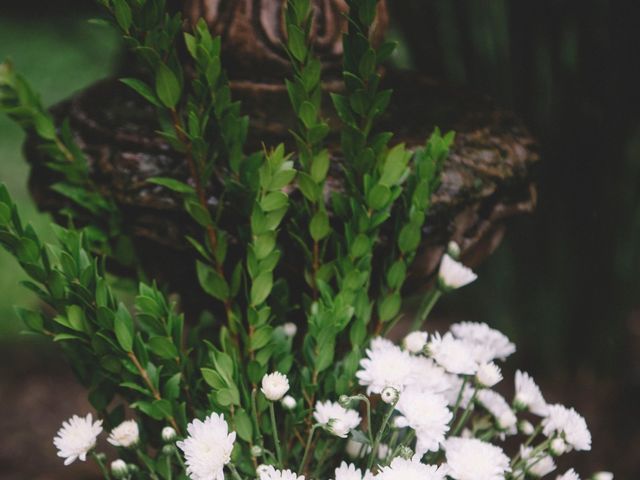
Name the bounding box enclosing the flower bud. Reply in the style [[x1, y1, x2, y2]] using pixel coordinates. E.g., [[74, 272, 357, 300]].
[[162, 444, 175, 456], [162, 426, 177, 442], [251, 445, 263, 457], [346, 439, 365, 459], [107, 420, 139, 448], [592, 472, 613, 480], [338, 395, 352, 408], [497, 410, 517, 430], [381, 387, 399, 404], [397, 445, 413, 460], [326, 418, 350, 438], [256, 464, 271, 476], [476, 362, 503, 388], [281, 395, 297, 410], [403, 331, 428, 354], [261, 372, 290, 401], [518, 420, 535, 436], [550, 437, 567, 456], [95, 452, 107, 462], [447, 241, 461, 259], [282, 322, 297, 337], [110, 459, 128, 479]]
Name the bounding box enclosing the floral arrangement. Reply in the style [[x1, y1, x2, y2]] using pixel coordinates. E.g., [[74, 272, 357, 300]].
[[0, 0, 611, 479]]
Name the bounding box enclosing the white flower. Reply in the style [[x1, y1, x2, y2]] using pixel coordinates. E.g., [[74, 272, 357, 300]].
[[519, 445, 556, 477], [53, 413, 103, 466], [333, 462, 371, 480], [177, 413, 236, 480], [450, 322, 516, 362], [162, 426, 177, 442], [445, 437, 511, 480], [410, 356, 452, 393], [357, 339, 415, 394], [543, 404, 592, 451], [395, 386, 452, 454], [258, 465, 305, 480], [427, 332, 478, 375], [376, 457, 447, 480], [281, 395, 297, 410], [313, 400, 361, 438], [282, 322, 297, 337], [261, 372, 290, 401], [442, 374, 475, 408], [514, 371, 548, 416], [556, 469, 580, 480], [256, 465, 271, 476], [438, 254, 477, 290], [381, 387, 399, 404], [477, 390, 517, 433], [476, 362, 503, 388], [111, 459, 128, 478], [592, 472, 613, 480], [107, 420, 139, 448], [403, 331, 428, 353]]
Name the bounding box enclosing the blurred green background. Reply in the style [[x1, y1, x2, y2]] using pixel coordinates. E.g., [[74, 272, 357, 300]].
[[0, 0, 639, 478]]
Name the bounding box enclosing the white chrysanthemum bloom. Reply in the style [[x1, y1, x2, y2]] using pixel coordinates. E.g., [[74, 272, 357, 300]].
[[162, 426, 177, 442], [357, 338, 414, 393], [53, 413, 103, 466], [427, 332, 478, 375], [403, 331, 428, 353], [282, 322, 297, 337], [281, 395, 297, 410], [313, 401, 361, 438], [450, 321, 516, 363], [376, 457, 447, 480], [410, 356, 451, 393], [107, 420, 139, 448], [261, 372, 290, 401], [556, 469, 580, 480], [519, 445, 556, 477], [477, 390, 517, 433], [445, 437, 511, 480], [333, 462, 371, 480], [592, 472, 613, 480], [543, 404, 592, 451], [256, 465, 271, 476], [177, 413, 236, 480], [395, 386, 452, 454], [476, 362, 503, 388], [258, 465, 305, 480], [514, 370, 549, 416], [111, 459, 128, 478], [438, 254, 477, 290]]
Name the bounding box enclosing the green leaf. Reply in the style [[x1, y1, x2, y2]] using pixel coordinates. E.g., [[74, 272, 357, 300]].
[[297, 172, 320, 202], [367, 184, 391, 210], [0, 203, 10, 226], [309, 209, 330, 241], [234, 408, 253, 442], [112, 0, 133, 31], [251, 272, 273, 306], [378, 292, 401, 322], [148, 336, 179, 359], [15, 307, 43, 332], [254, 233, 276, 260], [114, 303, 134, 352], [163, 373, 182, 400], [120, 78, 162, 107], [398, 223, 421, 254], [66, 305, 86, 332], [148, 176, 195, 194], [260, 191, 288, 212], [33, 113, 56, 140], [250, 325, 273, 351], [196, 261, 229, 301], [155, 63, 181, 108], [185, 200, 213, 227], [298, 101, 317, 128], [310, 150, 330, 183], [287, 25, 307, 62], [201, 367, 226, 389]]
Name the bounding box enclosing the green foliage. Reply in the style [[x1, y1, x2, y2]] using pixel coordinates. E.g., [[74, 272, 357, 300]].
[[0, 0, 455, 477]]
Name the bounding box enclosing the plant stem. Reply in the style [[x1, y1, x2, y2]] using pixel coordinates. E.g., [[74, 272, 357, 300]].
[[450, 377, 469, 418], [229, 464, 244, 480], [299, 424, 320, 473], [91, 451, 112, 480], [166, 455, 172, 480], [368, 398, 398, 469], [412, 288, 441, 330], [269, 402, 283, 467], [450, 387, 478, 437]]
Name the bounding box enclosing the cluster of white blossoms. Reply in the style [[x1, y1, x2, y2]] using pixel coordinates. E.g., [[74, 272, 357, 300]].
[[51, 253, 610, 480]]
